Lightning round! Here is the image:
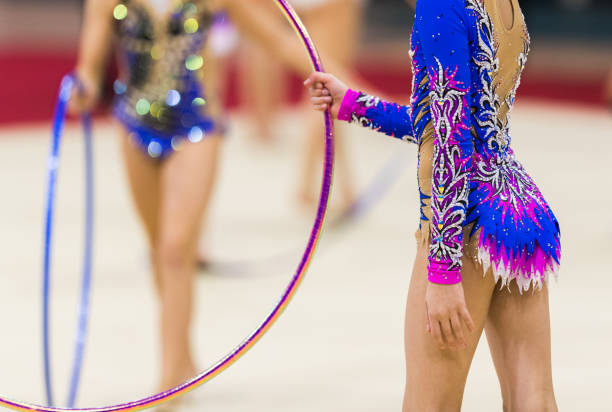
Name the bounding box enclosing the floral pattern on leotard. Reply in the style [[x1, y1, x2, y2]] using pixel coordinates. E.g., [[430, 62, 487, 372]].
[[427, 59, 471, 279], [337, 0, 561, 291]]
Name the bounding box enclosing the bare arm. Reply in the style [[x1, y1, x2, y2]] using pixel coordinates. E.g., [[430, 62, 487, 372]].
[[219, 0, 313, 77], [199, 42, 224, 122], [305, 72, 416, 143], [70, 0, 115, 113]]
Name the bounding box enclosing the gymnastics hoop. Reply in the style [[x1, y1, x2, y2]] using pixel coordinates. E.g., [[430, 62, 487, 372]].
[[0, 1, 333, 411], [42, 74, 95, 409]]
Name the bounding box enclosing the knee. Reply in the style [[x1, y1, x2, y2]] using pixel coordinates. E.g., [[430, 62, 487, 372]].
[[506, 390, 558, 412], [402, 386, 462, 412], [155, 234, 194, 272]]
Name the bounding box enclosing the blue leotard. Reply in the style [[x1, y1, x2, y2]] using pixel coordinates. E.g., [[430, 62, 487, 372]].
[[112, 0, 222, 158], [338, 0, 560, 291]]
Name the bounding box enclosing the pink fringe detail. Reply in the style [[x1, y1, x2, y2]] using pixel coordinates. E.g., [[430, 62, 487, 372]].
[[477, 236, 560, 293]]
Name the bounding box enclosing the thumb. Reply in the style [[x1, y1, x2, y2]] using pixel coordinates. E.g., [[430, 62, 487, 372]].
[[304, 71, 330, 87]]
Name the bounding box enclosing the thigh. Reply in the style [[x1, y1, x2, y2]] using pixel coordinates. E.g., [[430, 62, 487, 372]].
[[240, 0, 284, 90], [120, 129, 161, 248], [403, 238, 496, 411], [158, 136, 222, 248], [238, 30, 284, 107], [485, 282, 555, 407]]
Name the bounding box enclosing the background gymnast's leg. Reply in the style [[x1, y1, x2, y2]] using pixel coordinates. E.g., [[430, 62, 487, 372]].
[[237, 11, 285, 143], [121, 126, 222, 391], [155, 134, 221, 391], [298, 0, 363, 211], [120, 130, 162, 294]]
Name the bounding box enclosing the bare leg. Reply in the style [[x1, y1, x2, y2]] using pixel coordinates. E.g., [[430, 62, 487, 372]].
[[298, 0, 362, 210], [120, 130, 162, 294], [156, 135, 222, 391], [299, 109, 356, 210], [402, 241, 496, 412], [297, 109, 325, 208], [485, 282, 558, 412], [237, 11, 285, 143]]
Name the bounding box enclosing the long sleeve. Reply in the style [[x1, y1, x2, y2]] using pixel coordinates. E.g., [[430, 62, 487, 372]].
[[337, 89, 416, 144], [416, 0, 474, 284]]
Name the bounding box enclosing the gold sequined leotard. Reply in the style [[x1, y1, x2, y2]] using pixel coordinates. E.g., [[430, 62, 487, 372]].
[[112, 0, 222, 158]]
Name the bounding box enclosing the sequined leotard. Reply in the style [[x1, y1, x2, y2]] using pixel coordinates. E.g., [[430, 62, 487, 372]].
[[112, 0, 221, 158], [337, 0, 561, 291]]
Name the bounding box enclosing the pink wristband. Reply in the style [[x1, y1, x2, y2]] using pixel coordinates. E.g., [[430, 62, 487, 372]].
[[337, 89, 361, 121], [428, 261, 461, 284]]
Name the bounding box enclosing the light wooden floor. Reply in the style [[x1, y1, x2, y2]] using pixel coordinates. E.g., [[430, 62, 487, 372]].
[[0, 101, 609, 411]]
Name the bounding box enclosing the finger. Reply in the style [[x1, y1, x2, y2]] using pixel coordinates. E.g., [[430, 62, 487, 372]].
[[308, 83, 325, 96], [441, 319, 456, 349], [314, 104, 328, 111], [310, 97, 332, 106], [430, 320, 445, 349], [450, 313, 466, 348], [311, 88, 329, 98], [305, 72, 329, 87], [461, 307, 475, 333], [311, 96, 332, 105], [305, 73, 319, 85]]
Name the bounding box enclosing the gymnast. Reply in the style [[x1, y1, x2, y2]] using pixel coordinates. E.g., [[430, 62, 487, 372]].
[[68, 0, 322, 395], [306, 0, 561, 410]]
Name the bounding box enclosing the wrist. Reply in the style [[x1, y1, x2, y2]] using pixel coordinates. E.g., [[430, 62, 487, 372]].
[[75, 64, 94, 78], [75, 65, 101, 87], [337, 88, 360, 122], [428, 260, 461, 284]]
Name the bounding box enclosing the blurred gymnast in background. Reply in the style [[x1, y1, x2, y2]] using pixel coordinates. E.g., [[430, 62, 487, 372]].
[[239, 0, 365, 212], [68, 0, 316, 393]]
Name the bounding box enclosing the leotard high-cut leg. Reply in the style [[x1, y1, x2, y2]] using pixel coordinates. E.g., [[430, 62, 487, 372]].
[[337, 0, 561, 291]]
